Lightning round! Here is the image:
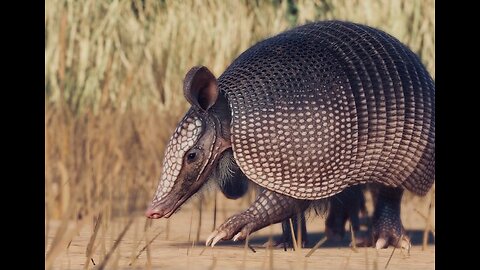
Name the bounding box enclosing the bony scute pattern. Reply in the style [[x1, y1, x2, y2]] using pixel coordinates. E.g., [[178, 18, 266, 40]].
[[151, 113, 202, 204], [220, 21, 434, 199]]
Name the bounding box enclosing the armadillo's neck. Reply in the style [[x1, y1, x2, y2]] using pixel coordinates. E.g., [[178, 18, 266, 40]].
[[213, 149, 250, 199]]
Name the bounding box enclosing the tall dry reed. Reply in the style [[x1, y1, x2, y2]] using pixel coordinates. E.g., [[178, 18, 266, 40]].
[[45, 0, 434, 268]]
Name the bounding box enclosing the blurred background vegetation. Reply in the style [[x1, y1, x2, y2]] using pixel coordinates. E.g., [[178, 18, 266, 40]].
[[45, 0, 434, 232]]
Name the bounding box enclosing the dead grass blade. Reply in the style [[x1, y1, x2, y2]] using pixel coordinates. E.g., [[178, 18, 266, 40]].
[[350, 223, 358, 252], [384, 235, 405, 269], [45, 203, 103, 269], [96, 218, 134, 270], [305, 236, 327, 258], [83, 213, 103, 270], [242, 233, 250, 270], [196, 196, 204, 242], [187, 208, 195, 256], [288, 218, 298, 251], [129, 228, 163, 266]]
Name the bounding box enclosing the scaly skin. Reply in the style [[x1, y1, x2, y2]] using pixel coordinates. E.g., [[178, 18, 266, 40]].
[[209, 185, 371, 248], [214, 183, 409, 250], [370, 186, 410, 249], [206, 189, 310, 246]]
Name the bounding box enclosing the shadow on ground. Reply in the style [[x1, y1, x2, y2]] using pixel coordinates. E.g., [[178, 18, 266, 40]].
[[171, 230, 434, 249]]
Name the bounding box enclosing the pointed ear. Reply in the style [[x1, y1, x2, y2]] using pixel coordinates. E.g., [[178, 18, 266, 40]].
[[183, 66, 219, 111]]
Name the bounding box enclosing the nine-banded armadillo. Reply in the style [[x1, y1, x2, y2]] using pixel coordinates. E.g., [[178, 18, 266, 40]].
[[145, 20, 435, 250]]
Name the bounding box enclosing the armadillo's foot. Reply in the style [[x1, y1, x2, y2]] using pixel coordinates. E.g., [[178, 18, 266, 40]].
[[206, 213, 256, 247], [374, 234, 411, 250], [205, 230, 227, 247], [353, 220, 410, 249], [206, 188, 310, 247], [367, 186, 410, 250], [325, 185, 367, 242]]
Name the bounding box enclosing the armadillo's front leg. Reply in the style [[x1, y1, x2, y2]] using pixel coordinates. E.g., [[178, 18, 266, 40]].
[[206, 189, 310, 247]]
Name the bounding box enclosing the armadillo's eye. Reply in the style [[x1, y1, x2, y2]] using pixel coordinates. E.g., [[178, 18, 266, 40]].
[[186, 149, 200, 163]]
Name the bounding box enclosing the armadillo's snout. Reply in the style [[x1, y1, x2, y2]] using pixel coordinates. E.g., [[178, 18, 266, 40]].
[[145, 207, 163, 219]]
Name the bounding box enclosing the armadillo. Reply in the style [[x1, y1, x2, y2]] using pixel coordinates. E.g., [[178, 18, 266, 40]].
[[145, 20, 435, 250]]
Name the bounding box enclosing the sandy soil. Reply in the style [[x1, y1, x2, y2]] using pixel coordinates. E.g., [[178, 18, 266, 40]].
[[46, 191, 435, 270]]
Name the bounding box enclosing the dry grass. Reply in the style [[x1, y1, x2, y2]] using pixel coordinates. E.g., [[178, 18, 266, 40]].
[[45, 0, 435, 269]]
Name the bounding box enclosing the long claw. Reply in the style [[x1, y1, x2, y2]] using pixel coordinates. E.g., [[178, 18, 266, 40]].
[[375, 237, 387, 249], [233, 231, 242, 242], [211, 231, 227, 247], [206, 230, 218, 246], [400, 237, 411, 251]]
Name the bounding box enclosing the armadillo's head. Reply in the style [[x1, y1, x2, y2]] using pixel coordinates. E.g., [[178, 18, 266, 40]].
[[146, 66, 231, 219]]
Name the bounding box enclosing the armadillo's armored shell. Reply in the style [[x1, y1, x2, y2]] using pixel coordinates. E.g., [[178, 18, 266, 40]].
[[219, 21, 434, 200]]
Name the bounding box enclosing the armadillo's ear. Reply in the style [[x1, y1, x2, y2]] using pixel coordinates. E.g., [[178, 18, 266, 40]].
[[183, 66, 219, 111]]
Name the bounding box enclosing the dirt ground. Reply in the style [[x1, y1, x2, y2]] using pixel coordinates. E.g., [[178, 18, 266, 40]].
[[46, 191, 435, 270]]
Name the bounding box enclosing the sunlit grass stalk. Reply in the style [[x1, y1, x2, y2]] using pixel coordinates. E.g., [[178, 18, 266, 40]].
[[45, 0, 434, 268], [97, 218, 133, 270]]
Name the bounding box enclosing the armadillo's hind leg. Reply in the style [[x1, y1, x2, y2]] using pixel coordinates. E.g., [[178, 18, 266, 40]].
[[280, 212, 308, 249], [261, 212, 307, 250], [370, 186, 411, 250], [206, 189, 310, 247], [325, 185, 367, 244]]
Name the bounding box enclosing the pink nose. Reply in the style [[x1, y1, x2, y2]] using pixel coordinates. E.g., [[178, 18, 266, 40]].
[[145, 207, 163, 219]]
